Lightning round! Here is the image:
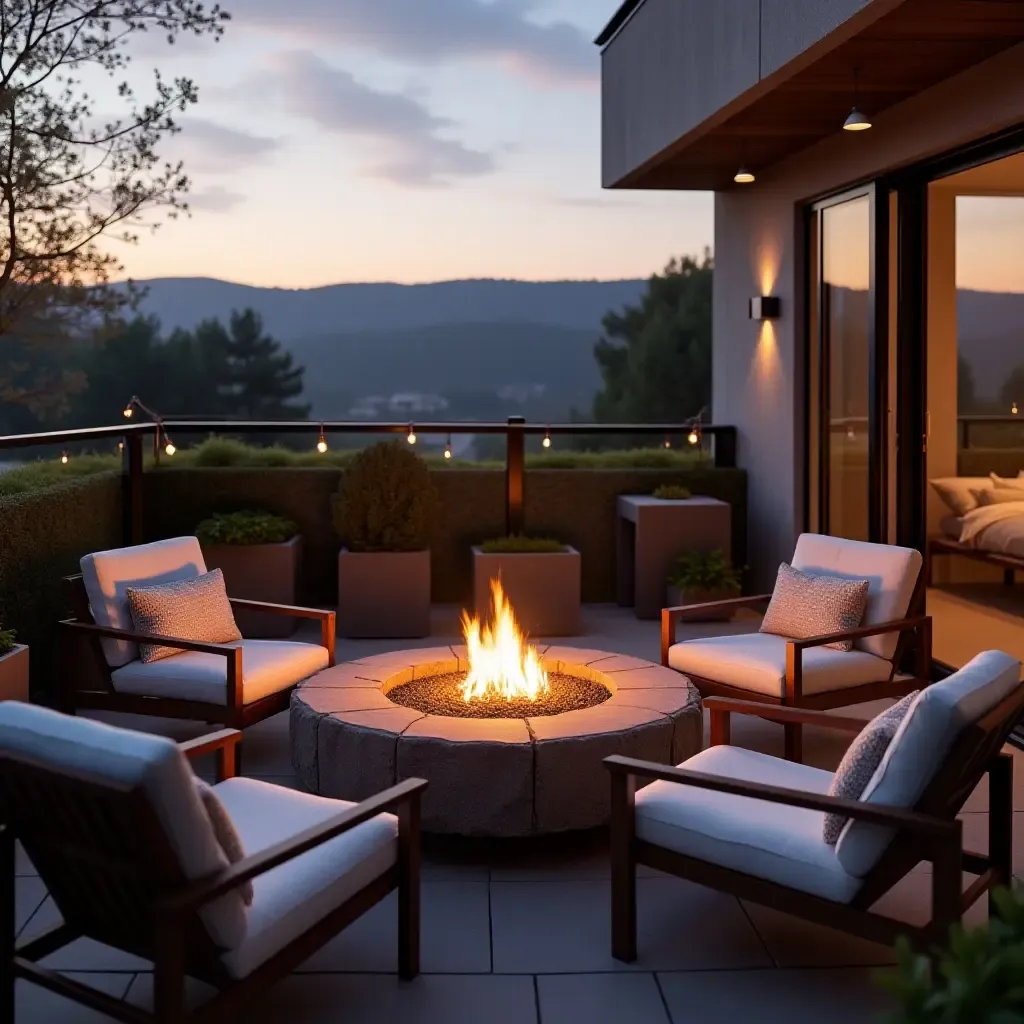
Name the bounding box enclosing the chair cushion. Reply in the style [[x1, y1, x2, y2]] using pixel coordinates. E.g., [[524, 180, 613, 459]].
[[760, 562, 869, 652], [667, 632, 893, 699], [81, 537, 207, 668], [791, 534, 922, 661], [213, 777, 398, 979], [634, 745, 860, 903], [823, 690, 918, 844], [836, 650, 1021, 877], [0, 703, 246, 948], [127, 568, 242, 664], [110, 640, 329, 706], [194, 778, 253, 905]]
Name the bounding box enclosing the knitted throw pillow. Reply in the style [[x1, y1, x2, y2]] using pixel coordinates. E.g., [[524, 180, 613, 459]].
[[126, 568, 241, 664], [823, 690, 920, 845], [760, 562, 870, 652], [194, 777, 253, 905]]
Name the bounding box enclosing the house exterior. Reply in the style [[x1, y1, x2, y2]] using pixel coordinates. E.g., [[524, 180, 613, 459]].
[[597, 0, 1024, 591]]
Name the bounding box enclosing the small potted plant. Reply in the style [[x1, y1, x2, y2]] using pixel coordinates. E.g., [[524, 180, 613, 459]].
[[473, 535, 581, 637], [197, 510, 301, 638], [666, 549, 742, 621], [652, 484, 693, 500], [0, 626, 29, 702], [333, 441, 437, 638]]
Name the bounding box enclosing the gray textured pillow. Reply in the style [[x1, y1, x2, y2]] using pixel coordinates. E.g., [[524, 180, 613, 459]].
[[126, 568, 241, 664], [194, 777, 253, 905], [823, 690, 920, 845], [759, 562, 870, 652]]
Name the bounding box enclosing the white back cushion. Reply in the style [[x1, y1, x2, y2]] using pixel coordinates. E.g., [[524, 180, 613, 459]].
[[836, 650, 1021, 876], [791, 534, 922, 660], [0, 703, 246, 949], [81, 537, 207, 667]]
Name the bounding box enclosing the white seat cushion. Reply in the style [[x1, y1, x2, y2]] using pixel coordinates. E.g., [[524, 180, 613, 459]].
[[111, 640, 329, 706], [213, 777, 398, 979], [0, 703, 246, 948], [837, 650, 1021, 876], [635, 745, 860, 903], [667, 632, 893, 698], [791, 534, 922, 661], [81, 537, 207, 667]]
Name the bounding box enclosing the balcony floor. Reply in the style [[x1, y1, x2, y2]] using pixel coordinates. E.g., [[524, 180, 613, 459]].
[[16, 604, 1020, 1023]]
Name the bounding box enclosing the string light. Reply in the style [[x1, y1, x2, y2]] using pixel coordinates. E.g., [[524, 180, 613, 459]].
[[542, 428, 551, 449], [407, 424, 417, 445], [687, 427, 700, 446], [316, 424, 328, 453], [60, 451, 69, 465], [1013, 402, 1019, 416], [444, 434, 452, 460], [117, 441, 124, 451], [663, 436, 672, 449], [123, 404, 134, 419], [164, 440, 176, 456]]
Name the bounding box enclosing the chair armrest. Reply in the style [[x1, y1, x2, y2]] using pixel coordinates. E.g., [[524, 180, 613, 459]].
[[660, 595, 771, 664], [604, 755, 954, 838], [179, 729, 242, 782], [58, 618, 239, 658], [705, 697, 867, 746], [789, 615, 932, 653], [165, 777, 429, 913], [227, 601, 336, 666]]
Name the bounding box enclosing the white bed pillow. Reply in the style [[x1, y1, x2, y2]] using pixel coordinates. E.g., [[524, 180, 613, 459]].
[[929, 477, 993, 516], [975, 488, 1024, 507]]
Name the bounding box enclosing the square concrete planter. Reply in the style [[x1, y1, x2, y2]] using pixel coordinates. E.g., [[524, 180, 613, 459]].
[[0, 645, 29, 702], [338, 549, 431, 638], [665, 585, 738, 622], [473, 546, 581, 637], [202, 535, 302, 638]]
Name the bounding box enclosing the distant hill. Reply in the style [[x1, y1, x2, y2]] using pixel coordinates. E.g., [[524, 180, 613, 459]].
[[958, 289, 1024, 401], [129, 276, 648, 339]]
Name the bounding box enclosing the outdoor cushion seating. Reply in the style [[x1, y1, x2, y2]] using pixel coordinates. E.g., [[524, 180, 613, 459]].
[[662, 533, 930, 761], [59, 536, 336, 747], [606, 650, 1023, 964], [0, 702, 426, 1023]]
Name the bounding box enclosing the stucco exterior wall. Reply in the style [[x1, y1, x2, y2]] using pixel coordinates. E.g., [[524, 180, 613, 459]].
[[713, 41, 1024, 589]]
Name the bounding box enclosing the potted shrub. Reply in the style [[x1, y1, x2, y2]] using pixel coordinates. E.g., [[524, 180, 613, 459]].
[[0, 626, 29, 702], [652, 484, 693, 500], [197, 510, 301, 638], [333, 441, 437, 638], [665, 549, 742, 621], [473, 536, 581, 637]]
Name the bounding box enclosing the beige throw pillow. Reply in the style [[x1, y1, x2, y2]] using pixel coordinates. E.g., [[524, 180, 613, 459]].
[[194, 778, 253, 905], [975, 488, 1024, 507], [760, 563, 870, 652], [126, 568, 241, 663]]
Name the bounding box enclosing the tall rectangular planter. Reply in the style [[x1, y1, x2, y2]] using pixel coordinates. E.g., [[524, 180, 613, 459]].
[[202, 536, 301, 639], [338, 549, 431, 639], [0, 645, 29, 702], [472, 547, 581, 637]]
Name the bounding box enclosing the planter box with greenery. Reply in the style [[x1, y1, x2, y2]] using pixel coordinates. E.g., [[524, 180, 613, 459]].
[[0, 628, 29, 702], [473, 536, 581, 637], [333, 442, 436, 639], [665, 550, 742, 621], [197, 510, 302, 639]]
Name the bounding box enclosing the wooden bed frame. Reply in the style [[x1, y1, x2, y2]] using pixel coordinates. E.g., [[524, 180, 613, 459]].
[[926, 534, 1023, 587]]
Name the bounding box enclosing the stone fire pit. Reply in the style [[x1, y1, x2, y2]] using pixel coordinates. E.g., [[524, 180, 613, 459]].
[[291, 646, 702, 836]]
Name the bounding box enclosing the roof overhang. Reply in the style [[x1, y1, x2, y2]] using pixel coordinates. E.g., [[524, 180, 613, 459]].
[[599, 0, 1024, 190]]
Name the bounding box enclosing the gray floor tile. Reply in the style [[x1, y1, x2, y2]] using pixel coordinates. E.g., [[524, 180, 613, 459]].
[[537, 973, 670, 1024], [658, 968, 893, 1024], [490, 878, 770, 973], [16, 878, 48, 937], [299, 882, 491, 973], [17, 973, 133, 1023], [25, 898, 151, 971]]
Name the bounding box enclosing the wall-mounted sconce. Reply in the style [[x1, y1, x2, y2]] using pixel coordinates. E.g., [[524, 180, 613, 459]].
[[749, 296, 781, 321]]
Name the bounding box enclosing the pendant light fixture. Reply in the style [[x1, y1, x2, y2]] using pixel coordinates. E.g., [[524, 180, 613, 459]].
[[734, 141, 754, 184], [843, 67, 872, 132]]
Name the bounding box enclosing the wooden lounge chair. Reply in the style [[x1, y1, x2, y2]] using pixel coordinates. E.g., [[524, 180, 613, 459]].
[[0, 703, 426, 1023], [606, 651, 1024, 963], [58, 537, 336, 744], [662, 534, 931, 761]]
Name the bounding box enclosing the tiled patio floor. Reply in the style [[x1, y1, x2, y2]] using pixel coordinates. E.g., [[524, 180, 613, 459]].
[[15, 605, 1019, 1022]]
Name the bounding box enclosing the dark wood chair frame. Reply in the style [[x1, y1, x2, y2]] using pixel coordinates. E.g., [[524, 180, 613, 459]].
[[661, 582, 932, 762], [926, 534, 1023, 587], [58, 574, 337, 737], [0, 728, 427, 1024], [607, 690, 1024, 964]]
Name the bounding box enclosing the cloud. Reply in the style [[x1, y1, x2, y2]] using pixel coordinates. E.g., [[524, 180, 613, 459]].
[[232, 0, 595, 86], [268, 52, 496, 187], [174, 119, 281, 173], [187, 185, 247, 212]]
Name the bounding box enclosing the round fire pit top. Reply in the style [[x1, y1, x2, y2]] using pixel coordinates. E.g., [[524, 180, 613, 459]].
[[291, 645, 702, 837]]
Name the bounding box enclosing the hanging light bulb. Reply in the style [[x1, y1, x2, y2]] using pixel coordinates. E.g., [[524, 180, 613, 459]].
[[542, 428, 551, 449], [316, 424, 328, 453], [407, 424, 417, 445], [444, 434, 452, 460], [117, 441, 124, 451], [1013, 402, 1019, 416], [123, 398, 135, 418], [663, 436, 672, 449], [164, 435, 176, 456], [734, 167, 755, 184], [60, 451, 69, 465], [687, 427, 700, 446], [843, 67, 871, 131]]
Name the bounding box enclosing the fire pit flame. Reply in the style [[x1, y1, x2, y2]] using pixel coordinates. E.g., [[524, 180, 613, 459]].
[[460, 578, 549, 702]]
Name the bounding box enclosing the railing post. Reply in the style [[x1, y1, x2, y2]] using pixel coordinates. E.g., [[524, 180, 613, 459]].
[[122, 433, 144, 544], [713, 427, 737, 469], [506, 416, 525, 536]]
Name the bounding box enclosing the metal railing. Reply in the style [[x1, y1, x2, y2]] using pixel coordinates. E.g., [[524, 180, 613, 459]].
[[0, 417, 738, 543], [959, 415, 1024, 450]]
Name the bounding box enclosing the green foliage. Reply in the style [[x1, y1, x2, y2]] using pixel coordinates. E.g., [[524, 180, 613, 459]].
[[526, 448, 700, 470], [195, 510, 298, 546], [0, 627, 16, 655], [332, 442, 437, 552], [591, 254, 712, 427], [479, 535, 566, 554], [668, 550, 741, 593], [0, 455, 120, 496], [880, 887, 1024, 1023], [652, 484, 693, 500]]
